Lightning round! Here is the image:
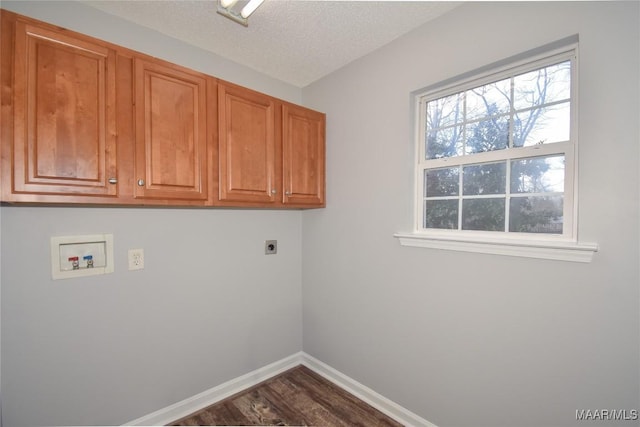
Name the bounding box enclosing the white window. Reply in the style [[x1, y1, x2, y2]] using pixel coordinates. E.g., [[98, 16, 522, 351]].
[[395, 41, 598, 262]]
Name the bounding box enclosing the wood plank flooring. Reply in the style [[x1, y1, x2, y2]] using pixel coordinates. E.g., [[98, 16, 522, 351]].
[[170, 365, 403, 426]]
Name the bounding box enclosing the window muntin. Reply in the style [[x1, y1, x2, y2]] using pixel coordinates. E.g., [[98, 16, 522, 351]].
[[417, 52, 575, 238]]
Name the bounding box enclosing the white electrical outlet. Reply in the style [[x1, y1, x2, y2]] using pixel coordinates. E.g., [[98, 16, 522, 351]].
[[128, 249, 144, 270]]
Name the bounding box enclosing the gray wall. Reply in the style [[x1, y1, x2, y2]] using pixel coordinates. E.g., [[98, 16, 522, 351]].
[[0, 2, 303, 426], [301, 2, 639, 427], [2, 1, 639, 427]]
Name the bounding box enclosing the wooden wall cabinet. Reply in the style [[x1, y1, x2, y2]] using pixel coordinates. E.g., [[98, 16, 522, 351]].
[[282, 103, 325, 206], [217, 81, 277, 204], [133, 58, 209, 203], [1, 10, 325, 209], [217, 81, 325, 207], [1, 12, 119, 201]]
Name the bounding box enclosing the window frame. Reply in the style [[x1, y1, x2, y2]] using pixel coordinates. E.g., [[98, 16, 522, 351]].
[[395, 38, 598, 262]]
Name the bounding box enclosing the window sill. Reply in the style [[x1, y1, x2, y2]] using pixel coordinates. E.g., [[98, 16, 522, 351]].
[[393, 232, 598, 263]]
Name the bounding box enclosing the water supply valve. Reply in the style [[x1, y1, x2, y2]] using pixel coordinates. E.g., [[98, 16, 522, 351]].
[[51, 234, 114, 280], [83, 255, 94, 268], [68, 256, 80, 270]]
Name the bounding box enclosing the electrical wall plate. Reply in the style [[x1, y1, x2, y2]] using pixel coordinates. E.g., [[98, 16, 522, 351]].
[[50, 234, 114, 280], [265, 240, 277, 255], [128, 248, 144, 270]]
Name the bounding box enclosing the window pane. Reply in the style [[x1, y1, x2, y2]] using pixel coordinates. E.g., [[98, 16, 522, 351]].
[[461, 198, 505, 231], [509, 196, 563, 233], [513, 61, 571, 110], [425, 200, 458, 229], [418, 55, 574, 236], [426, 125, 463, 159], [425, 167, 459, 197], [463, 162, 506, 195], [513, 102, 570, 147], [511, 155, 564, 194], [427, 93, 463, 128], [466, 78, 511, 121], [464, 115, 509, 154]]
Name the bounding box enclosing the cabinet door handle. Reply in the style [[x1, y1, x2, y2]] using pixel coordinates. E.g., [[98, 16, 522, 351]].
[[285, 191, 291, 196], [271, 189, 277, 194], [137, 179, 145, 186], [108, 178, 117, 184]]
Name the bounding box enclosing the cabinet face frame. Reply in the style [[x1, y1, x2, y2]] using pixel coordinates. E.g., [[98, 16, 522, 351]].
[[133, 58, 208, 202], [8, 18, 118, 198], [217, 82, 277, 204], [282, 104, 326, 207]]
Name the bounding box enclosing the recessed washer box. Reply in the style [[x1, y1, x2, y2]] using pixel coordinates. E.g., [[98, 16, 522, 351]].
[[50, 234, 114, 280]]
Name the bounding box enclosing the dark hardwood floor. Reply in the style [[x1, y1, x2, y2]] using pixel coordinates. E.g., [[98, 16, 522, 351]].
[[170, 365, 403, 426]]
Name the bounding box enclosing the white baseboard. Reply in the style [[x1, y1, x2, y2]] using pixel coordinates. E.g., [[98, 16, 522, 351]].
[[124, 352, 303, 426], [124, 351, 437, 427], [300, 353, 437, 427]]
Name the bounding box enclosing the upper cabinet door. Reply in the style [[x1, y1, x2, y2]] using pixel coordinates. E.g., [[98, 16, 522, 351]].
[[10, 20, 118, 197], [282, 104, 326, 206], [134, 58, 208, 201], [218, 82, 277, 204]]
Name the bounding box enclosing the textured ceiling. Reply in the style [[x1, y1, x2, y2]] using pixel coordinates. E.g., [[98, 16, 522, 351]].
[[81, 0, 460, 87]]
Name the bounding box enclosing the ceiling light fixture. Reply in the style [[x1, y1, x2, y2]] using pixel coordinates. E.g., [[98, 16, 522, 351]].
[[217, 0, 265, 27]]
